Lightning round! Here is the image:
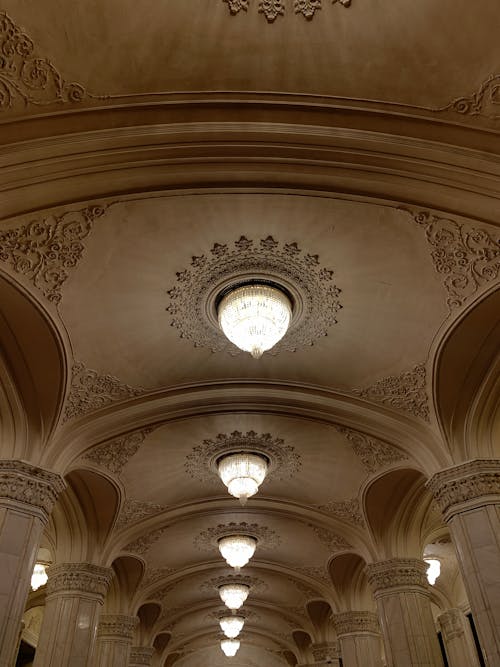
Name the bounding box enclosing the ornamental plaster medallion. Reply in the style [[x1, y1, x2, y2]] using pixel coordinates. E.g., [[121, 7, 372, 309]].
[[223, 0, 351, 22], [403, 208, 500, 310], [166, 236, 341, 355], [354, 362, 430, 421], [335, 426, 408, 474], [194, 521, 280, 551], [200, 574, 268, 595], [0, 12, 92, 109], [317, 497, 365, 527], [83, 427, 154, 475], [64, 362, 146, 421], [185, 430, 301, 485], [0, 205, 106, 305]]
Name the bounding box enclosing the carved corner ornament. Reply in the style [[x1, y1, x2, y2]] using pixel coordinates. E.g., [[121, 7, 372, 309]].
[[439, 74, 500, 120], [83, 427, 155, 476], [354, 363, 430, 422], [336, 425, 409, 474], [223, 0, 351, 22], [63, 362, 146, 422], [0, 205, 107, 305], [0, 11, 93, 110], [403, 208, 500, 311], [124, 526, 168, 556], [317, 497, 365, 527], [308, 523, 352, 552]]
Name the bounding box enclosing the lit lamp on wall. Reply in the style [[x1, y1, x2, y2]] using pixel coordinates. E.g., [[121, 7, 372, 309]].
[[220, 615, 245, 639], [217, 452, 268, 504], [221, 638, 240, 657], [218, 535, 257, 570], [218, 583, 250, 611], [217, 282, 292, 359]]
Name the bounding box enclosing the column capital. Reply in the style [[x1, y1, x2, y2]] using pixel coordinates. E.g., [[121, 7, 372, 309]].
[[438, 608, 465, 642], [365, 558, 429, 595], [332, 610, 380, 636], [130, 646, 155, 664], [0, 460, 65, 522], [46, 562, 113, 600], [312, 641, 340, 662], [427, 459, 500, 521], [97, 613, 138, 640]]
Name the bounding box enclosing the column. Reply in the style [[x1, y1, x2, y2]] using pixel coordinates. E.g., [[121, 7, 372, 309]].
[[94, 614, 138, 667], [366, 558, 444, 667], [333, 611, 384, 667], [33, 562, 113, 667], [427, 459, 500, 667], [311, 641, 340, 666], [129, 646, 155, 666], [438, 608, 480, 667], [0, 460, 65, 667]]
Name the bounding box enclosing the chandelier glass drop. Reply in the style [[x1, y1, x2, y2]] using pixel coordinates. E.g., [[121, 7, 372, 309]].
[[220, 615, 245, 639], [218, 535, 257, 570], [218, 583, 250, 610], [218, 452, 268, 504], [221, 639, 240, 657], [217, 283, 292, 359]]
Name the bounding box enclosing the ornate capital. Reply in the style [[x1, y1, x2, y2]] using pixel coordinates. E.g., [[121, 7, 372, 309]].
[[129, 646, 155, 665], [438, 609, 465, 642], [312, 642, 340, 662], [46, 562, 113, 600], [97, 614, 138, 640], [366, 558, 429, 595], [333, 611, 380, 636], [427, 460, 500, 521], [0, 460, 65, 522]]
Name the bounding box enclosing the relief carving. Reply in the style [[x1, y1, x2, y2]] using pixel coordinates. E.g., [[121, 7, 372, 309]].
[[124, 526, 168, 555], [143, 566, 176, 587], [0, 205, 106, 305], [438, 609, 465, 642], [116, 498, 167, 528], [0, 460, 65, 520], [46, 562, 113, 598], [64, 362, 146, 421], [223, 0, 350, 21], [200, 574, 267, 594], [333, 610, 380, 636], [129, 647, 155, 665], [404, 209, 499, 310], [295, 565, 330, 582], [308, 524, 352, 551], [97, 614, 139, 639], [83, 428, 154, 476], [354, 362, 430, 421], [441, 74, 500, 119], [336, 426, 408, 473], [317, 497, 365, 527], [195, 521, 280, 550], [312, 642, 340, 662], [365, 558, 429, 593]]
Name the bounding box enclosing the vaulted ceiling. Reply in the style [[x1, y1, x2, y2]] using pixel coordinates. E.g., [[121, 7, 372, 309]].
[[0, 2, 499, 665]]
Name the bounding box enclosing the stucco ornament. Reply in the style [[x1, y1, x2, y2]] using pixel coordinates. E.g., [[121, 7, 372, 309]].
[[46, 563, 113, 599], [166, 236, 341, 355], [317, 497, 365, 526], [223, 0, 351, 21], [333, 611, 380, 636], [194, 521, 280, 550], [336, 425, 408, 473], [0, 460, 65, 521], [83, 427, 154, 475]]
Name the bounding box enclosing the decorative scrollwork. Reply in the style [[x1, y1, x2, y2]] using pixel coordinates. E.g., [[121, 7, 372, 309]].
[[223, 0, 351, 21], [83, 427, 154, 476], [336, 425, 408, 473], [440, 74, 500, 119], [317, 497, 365, 526], [0, 12, 91, 110], [308, 524, 352, 551]]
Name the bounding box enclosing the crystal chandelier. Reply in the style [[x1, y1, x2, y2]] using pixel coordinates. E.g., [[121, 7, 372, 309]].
[[220, 615, 245, 639], [221, 638, 240, 657], [218, 535, 257, 570], [218, 452, 268, 504], [31, 563, 48, 591], [217, 283, 292, 359], [218, 583, 250, 610]]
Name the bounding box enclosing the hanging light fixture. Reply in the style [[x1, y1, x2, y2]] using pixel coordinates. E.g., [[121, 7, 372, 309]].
[[218, 583, 250, 610], [217, 283, 292, 359], [219, 615, 245, 639], [221, 638, 240, 657], [31, 563, 48, 591], [217, 452, 268, 504], [218, 535, 257, 570]]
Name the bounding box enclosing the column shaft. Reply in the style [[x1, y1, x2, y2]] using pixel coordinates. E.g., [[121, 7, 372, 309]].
[[0, 460, 65, 667], [33, 563, 113, 667], [129, 646, 155, 666], [428, 460, 500, 666], [333, 612, 383, 667], [438, 608, 480, 667], [94, 614, 138, 667], [366, 559, 444, 667]]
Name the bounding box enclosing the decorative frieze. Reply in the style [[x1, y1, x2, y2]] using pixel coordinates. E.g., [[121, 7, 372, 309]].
[[438, 609, 465, 642], [354, 362, 430, 421], [365, 558, 429, 594], [0, 11, 91, 109], [0, 460, 65, 521], [166, 236, 341, 356], [194, 521, 280, 550], [0, 205, 106, 304], [46, 562, 113, 599], [427, 459, 500, 521], [333, 611, 380, 636], [64, 362, 146, 421], [185, 430, 301, 484], [97, 614, 138, 640], [223, 0, 351, 22], [403, 209, 500, 310], [317, 497, 365, 527], [336, 426, 408, 474], [312, 641, 340, 662]]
